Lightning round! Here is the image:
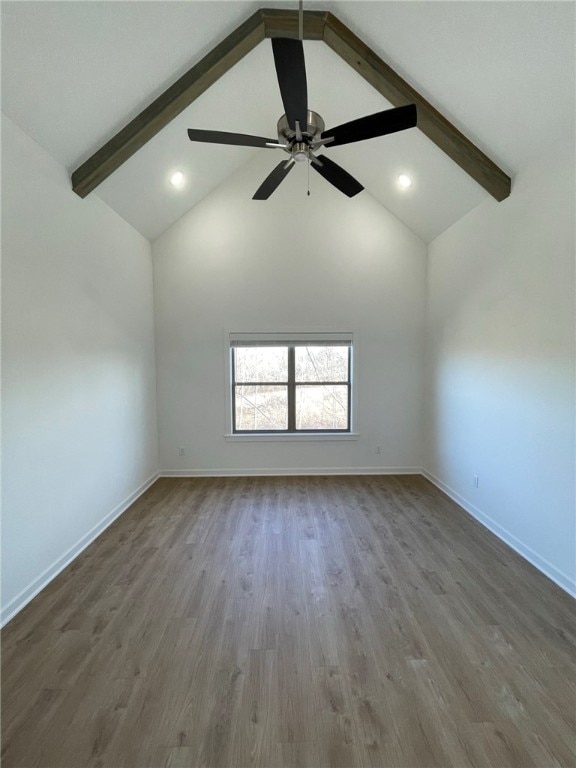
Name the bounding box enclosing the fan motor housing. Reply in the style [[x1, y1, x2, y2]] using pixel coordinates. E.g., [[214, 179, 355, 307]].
[[277, 110, 325, 150]]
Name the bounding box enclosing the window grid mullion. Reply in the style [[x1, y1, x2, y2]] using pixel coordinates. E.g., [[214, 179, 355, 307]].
[[287, 346, 295, 432], [234, 381, 289, 386], [237, 381, 349, 386], [293, 381, 350, 386]]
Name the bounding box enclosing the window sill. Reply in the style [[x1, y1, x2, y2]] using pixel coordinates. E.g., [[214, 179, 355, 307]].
[[224, 432, 359, 443]]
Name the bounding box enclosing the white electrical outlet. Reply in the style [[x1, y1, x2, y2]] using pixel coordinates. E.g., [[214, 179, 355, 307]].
[[178, 447, 185, 456], [473, 474, 479, 488]]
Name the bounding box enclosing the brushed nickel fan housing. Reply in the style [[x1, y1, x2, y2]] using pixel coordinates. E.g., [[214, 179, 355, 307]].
[[277, 110, 325, 148]]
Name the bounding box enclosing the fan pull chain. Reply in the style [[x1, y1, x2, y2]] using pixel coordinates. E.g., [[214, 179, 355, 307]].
[[307, 158, 310, 196]]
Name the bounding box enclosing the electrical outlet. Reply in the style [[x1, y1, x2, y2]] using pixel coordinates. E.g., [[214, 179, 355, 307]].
[[376, 445, 381, 454], [178, 447, 185, 456], [473, 474, 479, 488]]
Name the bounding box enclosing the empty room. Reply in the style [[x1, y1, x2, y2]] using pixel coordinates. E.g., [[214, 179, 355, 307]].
[[2, 1, 575, 766]]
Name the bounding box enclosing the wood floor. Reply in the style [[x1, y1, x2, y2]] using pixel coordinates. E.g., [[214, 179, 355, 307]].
[[2, 475, 575, 768]]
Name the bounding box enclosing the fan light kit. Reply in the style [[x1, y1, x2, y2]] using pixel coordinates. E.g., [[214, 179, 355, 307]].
[[187, 37, 417, 199], [169, 171, 185, 188], [398, 174, 413, 189]]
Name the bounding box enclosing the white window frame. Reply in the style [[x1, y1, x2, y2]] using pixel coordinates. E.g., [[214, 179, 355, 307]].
[[223, 330, 359, 442]]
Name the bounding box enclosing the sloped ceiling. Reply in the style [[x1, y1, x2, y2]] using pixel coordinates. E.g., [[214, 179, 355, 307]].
[[2, 1, 574, 243]]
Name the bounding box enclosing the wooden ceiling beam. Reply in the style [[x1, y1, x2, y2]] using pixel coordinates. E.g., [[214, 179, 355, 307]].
[[71, 7, 511, 202], [72, 11, 265, 198], [260, 8, 328, 40], [323, 12, 511, 201]]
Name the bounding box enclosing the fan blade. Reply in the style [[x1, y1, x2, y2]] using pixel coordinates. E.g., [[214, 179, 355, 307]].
[[311, 155, 364, 198], [321, 104, 417, 147], [187, 129, 278, 148], [271, 38, 308, 131], [253, 160, 295, 200]]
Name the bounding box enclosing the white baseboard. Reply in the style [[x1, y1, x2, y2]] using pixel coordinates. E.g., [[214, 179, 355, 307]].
[[1, 472, 160, 628], [422, 470, 576, 598], [160, 467, 421, 477]]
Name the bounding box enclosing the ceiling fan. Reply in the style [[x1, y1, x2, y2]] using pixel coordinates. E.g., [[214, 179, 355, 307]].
[[187, 37, 417, 199]]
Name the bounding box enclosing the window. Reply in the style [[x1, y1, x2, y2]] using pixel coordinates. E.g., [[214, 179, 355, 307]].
[[230, 335, 352, 434]]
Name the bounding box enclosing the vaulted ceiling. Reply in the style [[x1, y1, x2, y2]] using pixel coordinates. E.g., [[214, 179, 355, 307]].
[[2, 1, 574, 243]]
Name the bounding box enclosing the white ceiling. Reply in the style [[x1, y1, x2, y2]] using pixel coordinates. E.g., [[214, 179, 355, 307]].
[[2, 1, 574, 243]]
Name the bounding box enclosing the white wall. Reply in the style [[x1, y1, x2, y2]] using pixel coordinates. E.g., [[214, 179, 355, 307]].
[[424, 126, 576, 594], [153, 151, 427, 474], [1, 115, 159, 623]]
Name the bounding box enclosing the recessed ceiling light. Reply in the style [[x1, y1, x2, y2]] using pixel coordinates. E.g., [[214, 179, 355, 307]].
[[398, 173, 412, 189], [169, 170, 185, 188]]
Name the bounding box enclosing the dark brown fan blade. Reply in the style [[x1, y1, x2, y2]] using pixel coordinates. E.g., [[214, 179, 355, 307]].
[[187, 129, 278, 148], [271, 38, 308, 131], [321, 104, 417, 147], [253, 160, 295, 200], [311, 155, 364, 197]]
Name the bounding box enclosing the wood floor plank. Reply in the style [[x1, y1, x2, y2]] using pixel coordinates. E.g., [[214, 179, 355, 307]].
[[2, 475, 575, 767]]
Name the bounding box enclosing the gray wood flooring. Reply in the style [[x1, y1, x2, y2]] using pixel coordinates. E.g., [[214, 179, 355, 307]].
[[2, 475, 575, 767]]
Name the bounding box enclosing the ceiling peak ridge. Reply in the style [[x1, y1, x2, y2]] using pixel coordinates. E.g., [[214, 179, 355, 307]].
[[71, 7, 511, 202]]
